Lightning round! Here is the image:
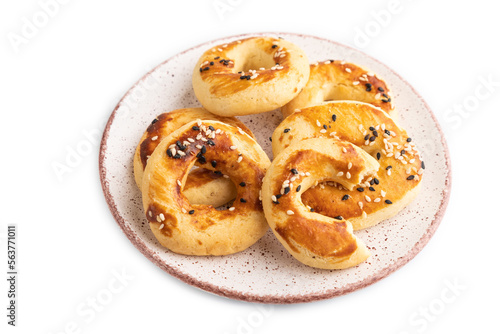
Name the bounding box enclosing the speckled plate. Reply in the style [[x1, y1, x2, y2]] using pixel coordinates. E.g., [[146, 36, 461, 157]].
[[99, 33, 451, 303]]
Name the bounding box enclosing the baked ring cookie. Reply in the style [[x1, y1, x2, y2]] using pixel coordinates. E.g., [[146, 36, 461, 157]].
[[133, 108, 254, 207], [262, 138, 379, 269], [281, 60, 395, 118], [142, 120, 270, 255], [192, 37, 310, 116], [272, 101, 423, 230]]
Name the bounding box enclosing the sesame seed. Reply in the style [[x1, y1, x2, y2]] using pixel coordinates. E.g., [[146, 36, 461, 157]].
[[362, 211, 368, 218], [381, 190, 386, 197], [342, 147, 347, 153], [348, 162, 353, 169], [159, 224, 164, 230], [237, 156, 243, 163], [320, 129, 327, 133], [316, 120, 321, 127], [177, 180, 182, 186], [346, 172, 351, 179], [305, 172, 311, 176], [337, 171, 344, 177], [156, 215, 161, 223], [374, 198, 381, 203], [287, 210, 294, 216], [151, 136, 158, 141], [148, 211, 152, 217], [365, 195, 371, 202], [353, 81, 360, 85], [358, 202, 364, 209], [345, 68, 351, 73], [228, 207, 235, 211], [230, 145, 237, 150]]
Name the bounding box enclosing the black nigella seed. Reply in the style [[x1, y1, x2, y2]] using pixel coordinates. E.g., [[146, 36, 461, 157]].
[[196, 152, 202, 158], [377, 152, 381, 160], [214, 56, 220, 59], [382, 98, 391, 103], [174, 153, 181, 159], [386, 165, 392, 170], [370, 136, 376, 142], [240, 198, 246, 203], [310, 208, 314, 212], [323, 124, 327, 130], [365, 83, 372, 92], [334, 216, 343, 220], [382, 93, 389, 99], [207, 139, 215, 146], [203, 67, 210, 71], [239, 182, 246, 187], [407, 137, 412, 143], [373, 178, 379, 185], [284, 187, 291, 195], [189, 210, 195, 214], [269, 137, 272, 142], [421, 161, 426, 169], [291, 168, 298, 175], [272, 44, 278, 48], [210, 61, 214, 65], [401, 150, 406, 155], [369, 187, 376, 191], [197, 156, 206, 164], [332, 114, 337, 122], [370, 179, 375, 185], [357, 188, 364, 192], [176, 140, 182, 148], [201, 145, 207, 154], [296, 185, 301, 192], [276, 194, 282, 199], [378, 87, 385, 92], [369, 126, 375, 131], [364, 134, 370, 140], [214, 171, 222, 175], [407, 175, 415, 180], [192, 126, 200, 131], [385, 129, 391, 135], [284, 128, 290, 133], [373, 130, 378, 137], [211, 160, 217, 168], [342, 195, 349, 201], [240, 76, 246, 80], [151, 118, 158, 124], [199, 68, 202, 72], [166, 149, 173, 157], [208, 125, 215, 131], [246, 76, 251, 80], [385, 200, 393, 204]]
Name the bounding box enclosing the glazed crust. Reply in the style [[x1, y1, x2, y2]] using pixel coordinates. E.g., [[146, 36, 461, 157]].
[[141, 120, 270, 256], [281, 60, 395, 118], [192, 37, 310, 116], [133, 108, 254, 207], [262, 138, 378, 269], [273, 101, 423, 231]]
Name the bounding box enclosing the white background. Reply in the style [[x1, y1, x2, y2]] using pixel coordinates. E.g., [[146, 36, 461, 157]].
[[1, 0, 498, 333]]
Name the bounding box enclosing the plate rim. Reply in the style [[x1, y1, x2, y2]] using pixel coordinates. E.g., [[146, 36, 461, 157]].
[[99, 32, 452, 304]]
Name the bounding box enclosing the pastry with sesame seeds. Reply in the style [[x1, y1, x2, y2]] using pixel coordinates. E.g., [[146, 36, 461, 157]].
[[142, 120, 270, 255], [261, 137, 379, 269], [192, 36, 310, 116]]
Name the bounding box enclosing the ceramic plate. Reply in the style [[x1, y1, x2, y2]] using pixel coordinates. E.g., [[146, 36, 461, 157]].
[[99, 32, 451, 303]]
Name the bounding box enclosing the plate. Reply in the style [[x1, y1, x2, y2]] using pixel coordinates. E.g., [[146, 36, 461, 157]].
[[99, 32, 451, 303]]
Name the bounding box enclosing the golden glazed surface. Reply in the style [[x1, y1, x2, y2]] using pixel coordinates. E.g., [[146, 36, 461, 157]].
[[262, 138, 379, 269], [192, 37, 310, 116], [281, 60, 395, 118], [273, 101, 423, 231], [133, 108, 254, 207], [141, 120, 270, 256]]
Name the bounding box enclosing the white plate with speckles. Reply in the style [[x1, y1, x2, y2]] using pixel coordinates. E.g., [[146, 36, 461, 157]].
[[99, 32, 451, 303]]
